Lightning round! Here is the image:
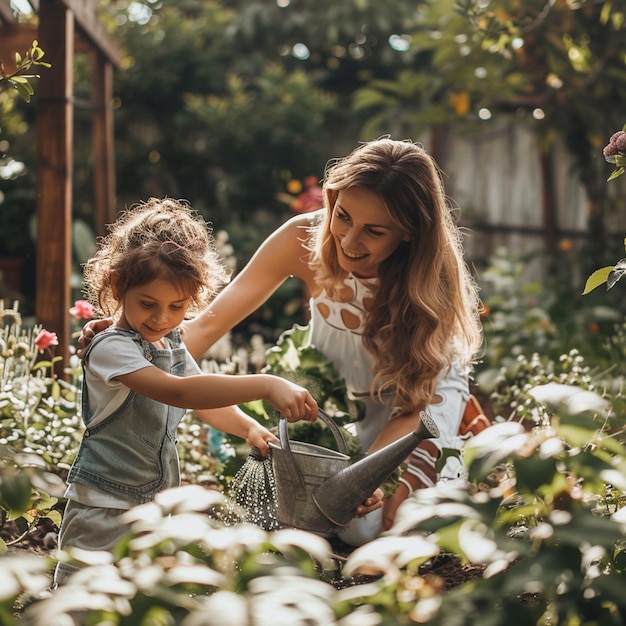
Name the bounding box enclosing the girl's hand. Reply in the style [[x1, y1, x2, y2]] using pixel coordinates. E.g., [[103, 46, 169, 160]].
[[245, 423, 279, 457], [265, 377, 318, 422]]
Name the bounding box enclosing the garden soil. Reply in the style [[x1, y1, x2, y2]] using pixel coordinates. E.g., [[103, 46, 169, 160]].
[[2, 516, 484, 590]]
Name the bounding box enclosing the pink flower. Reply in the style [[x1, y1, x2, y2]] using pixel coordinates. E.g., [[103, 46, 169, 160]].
[[34, 329, 59, 353], [69, 300, 94, 320], [290, 176, 323, 214]]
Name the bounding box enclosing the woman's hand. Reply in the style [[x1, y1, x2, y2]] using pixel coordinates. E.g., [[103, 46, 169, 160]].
[[77, 317, 114, 356], [354, 487, 384, 517]]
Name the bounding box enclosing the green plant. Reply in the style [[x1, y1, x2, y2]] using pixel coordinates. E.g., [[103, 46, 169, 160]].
[[0, 40, 50, 104], [0, 300, 79, 552], [18, 485, 342, 626], [229, 324, 363, 453], [477, 247, 559, 390], [12, 378, 626, 625], [338, 383, 626, 625], [583, 125, 626, 294], [476, 246, 624, 398], [0, 554, 53, 626]]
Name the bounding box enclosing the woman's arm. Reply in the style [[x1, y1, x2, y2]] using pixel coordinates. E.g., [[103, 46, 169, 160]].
[[78, 212, 321, 358], [182, 212, 319, 359], [366, 407, 427, 453]]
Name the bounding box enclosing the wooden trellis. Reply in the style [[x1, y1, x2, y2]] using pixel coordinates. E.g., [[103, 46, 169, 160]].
[[0, 0, 120, 373]]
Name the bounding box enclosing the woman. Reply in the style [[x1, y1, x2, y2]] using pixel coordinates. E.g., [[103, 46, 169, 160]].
[[84, 138, 483, 545]]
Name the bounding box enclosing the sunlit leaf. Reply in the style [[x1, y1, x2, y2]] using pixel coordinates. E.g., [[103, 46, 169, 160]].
[[186, 590, 249, 626], [528, 382, 608, 415], [270, 527, 333, 566], [582, 266, 612, 294], [343, 535, 439, 577], [457, 519, 500, 564], [164, 564, 226, 587], [153, 484, 226, 514]]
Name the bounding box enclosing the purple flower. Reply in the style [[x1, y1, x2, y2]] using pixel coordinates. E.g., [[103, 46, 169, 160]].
[[602, 130, 626, 163]]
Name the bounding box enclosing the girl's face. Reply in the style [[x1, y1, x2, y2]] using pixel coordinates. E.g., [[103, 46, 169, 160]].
[[329, 186, 410, 279], [115, 277, 192, 343]]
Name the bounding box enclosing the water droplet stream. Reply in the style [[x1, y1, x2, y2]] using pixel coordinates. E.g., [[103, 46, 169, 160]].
[[225, 454, 280, 530]]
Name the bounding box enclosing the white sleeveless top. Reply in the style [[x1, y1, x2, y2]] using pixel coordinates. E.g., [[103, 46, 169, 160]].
[[308, 274, 470, 477], [309, 274, 393, 450]]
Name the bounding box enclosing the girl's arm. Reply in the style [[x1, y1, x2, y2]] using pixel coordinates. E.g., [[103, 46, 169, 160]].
[[194, 405, 278, 456], [182, 212, 320, 359], [114, 366, 317, 422]]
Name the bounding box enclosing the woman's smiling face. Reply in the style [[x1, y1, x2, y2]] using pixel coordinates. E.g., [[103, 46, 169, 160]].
[[329, 186, 410, 279]]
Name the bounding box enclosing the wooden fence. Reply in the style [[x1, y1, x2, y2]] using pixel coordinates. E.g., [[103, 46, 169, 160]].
[[423, 117, 624, 266]]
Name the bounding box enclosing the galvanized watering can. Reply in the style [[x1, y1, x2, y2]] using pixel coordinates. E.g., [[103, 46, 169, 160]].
[[268, 409, 439, 536]]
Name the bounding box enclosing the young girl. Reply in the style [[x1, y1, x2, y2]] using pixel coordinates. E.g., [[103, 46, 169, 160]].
[[82, 139, 485, 545], [54, 198, 317, 585]]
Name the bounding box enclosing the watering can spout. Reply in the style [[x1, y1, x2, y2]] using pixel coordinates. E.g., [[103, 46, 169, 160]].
[[312, 411, 439, 528]]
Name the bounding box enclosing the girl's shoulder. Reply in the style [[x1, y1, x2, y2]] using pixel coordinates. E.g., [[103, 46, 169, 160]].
[[84, 330, 151, 381], [84, 327, 141, 359]]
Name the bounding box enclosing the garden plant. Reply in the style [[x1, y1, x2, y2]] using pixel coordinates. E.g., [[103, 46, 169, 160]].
[[2, 202, 626, 624], [1, 18, 626, 622]]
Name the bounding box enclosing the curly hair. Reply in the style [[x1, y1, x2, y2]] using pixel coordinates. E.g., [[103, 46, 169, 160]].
[[83, 198, 230, 318], [309, 138, 482, 413]]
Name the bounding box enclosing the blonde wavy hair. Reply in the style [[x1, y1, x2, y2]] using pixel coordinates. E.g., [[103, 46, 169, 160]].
[[309, 138, 482, 413], [83, 198, 230, 318]]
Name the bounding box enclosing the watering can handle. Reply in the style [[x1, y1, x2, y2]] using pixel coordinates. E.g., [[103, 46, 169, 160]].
[[277, 409, 349, 500], [278, 408, 349, 456]]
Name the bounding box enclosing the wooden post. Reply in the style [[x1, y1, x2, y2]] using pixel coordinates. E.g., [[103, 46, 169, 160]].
[[539, 147, 559, 256], [36, 0, 74, 376], [92, 51, 116, 235]]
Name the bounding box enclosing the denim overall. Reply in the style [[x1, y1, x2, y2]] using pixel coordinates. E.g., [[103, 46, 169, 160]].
[[67, 328, 187, 504]]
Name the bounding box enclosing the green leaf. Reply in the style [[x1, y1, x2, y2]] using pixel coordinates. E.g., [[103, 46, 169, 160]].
[[513, 455, 558, 493], [582, 266, 613, 294], [0, 472, 33, 513], [51, 380, 61, 401], [13, 80, 33, 102], [46, 509, 63, 526]]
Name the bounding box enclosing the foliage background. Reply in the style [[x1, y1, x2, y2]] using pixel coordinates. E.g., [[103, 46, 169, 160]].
[[1, 2, 626, 623], [1, 0, 625, 339]]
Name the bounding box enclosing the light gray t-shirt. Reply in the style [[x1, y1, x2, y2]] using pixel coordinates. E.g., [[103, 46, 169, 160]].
[[66, 333, 201, 509]]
